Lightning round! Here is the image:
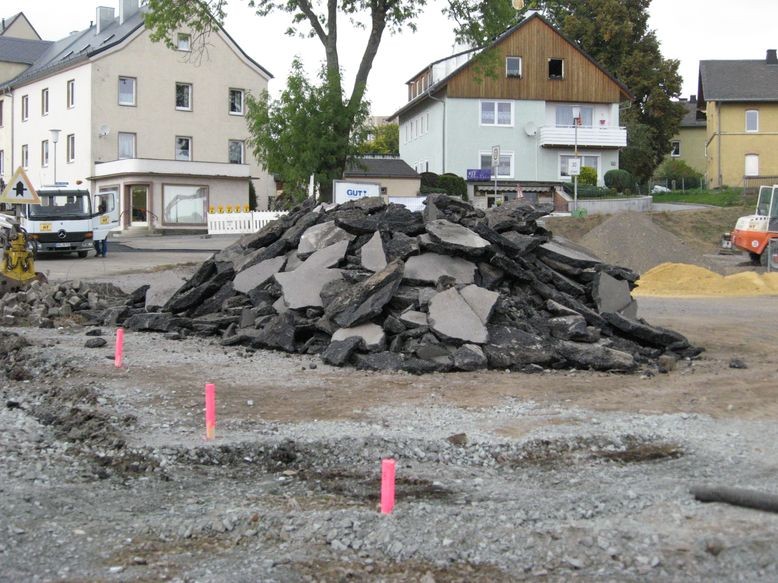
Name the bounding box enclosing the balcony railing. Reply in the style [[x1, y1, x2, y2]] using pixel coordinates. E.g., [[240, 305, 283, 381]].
[[538, 125, 627, 148]]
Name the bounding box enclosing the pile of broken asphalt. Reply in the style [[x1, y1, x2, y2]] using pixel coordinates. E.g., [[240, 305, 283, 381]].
[[114, 194, 700, 374]]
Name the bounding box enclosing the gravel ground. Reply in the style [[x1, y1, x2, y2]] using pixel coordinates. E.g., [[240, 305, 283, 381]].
[[2, 276, 778, 582]]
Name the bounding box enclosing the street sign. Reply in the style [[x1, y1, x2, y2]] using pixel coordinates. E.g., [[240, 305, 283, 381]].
[[568, 158, 581, 177], [0, 167, 40, 205], [491, 145, 500, 168], [467, 168, 492, 181]]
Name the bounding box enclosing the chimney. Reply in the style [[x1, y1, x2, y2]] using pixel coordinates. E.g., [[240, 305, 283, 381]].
[[767, 49, 778, 64], [96, 6, 114, 35], [118, 0, 140, 25], [690, 95, 697, 103]]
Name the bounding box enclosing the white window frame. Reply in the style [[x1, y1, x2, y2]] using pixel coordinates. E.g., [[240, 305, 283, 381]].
[[670, 140, 681, 157], [21, 144, 28, 168], [745, 153, 759, 177], [176, 33, 191, 52], [479, 100, 514, 127], [0, 100, 3, 127], [118, 132, 137, 159], [479, 150, 514, 178], [175, 82, 192, 111], [745, 109, 759, 133], [41, 88, 49, 116], [506, 56, 522, 78], [162, 184, 208, 225], [229, 88, 244, 116], [21, 95, 29, 121], [67, 79, 75, 108], [118, 76, 136, 106], [66, 134, 75, 163], [176, 136, 192, 161], [228, 140, 244, 164], [41, 140, 49, 167], [559, 153, 600, 181]]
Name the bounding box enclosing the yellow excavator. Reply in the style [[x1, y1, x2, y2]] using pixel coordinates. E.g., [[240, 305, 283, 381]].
[[0, 213, 46, 294]]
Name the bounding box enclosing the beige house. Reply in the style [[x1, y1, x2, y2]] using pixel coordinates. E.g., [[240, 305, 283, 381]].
[[343, 157, 421, 199], [699, 50, 778, 189], [0, 1, 276, 233], [665, 96, 706, 175]]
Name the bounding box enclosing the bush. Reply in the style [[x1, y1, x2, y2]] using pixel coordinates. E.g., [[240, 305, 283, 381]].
[[655, 159, 703, 189], [419, 172, 439, 189], [604, 169, 635, 193], [578, 166, 598, 186], [419, 185, 448, 195], [562, 183, 613, 198], [437, 173, 467, 198]]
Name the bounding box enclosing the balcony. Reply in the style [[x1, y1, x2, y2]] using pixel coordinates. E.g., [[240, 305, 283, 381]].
[[538, 125, 627, 149], [91, 158, 250, 180]]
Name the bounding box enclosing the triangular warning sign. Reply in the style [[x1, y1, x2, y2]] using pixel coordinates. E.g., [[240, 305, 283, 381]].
[[0, 166, 41, 205]]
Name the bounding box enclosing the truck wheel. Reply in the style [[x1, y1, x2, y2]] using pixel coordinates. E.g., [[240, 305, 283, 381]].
[[78, 250, 89, 258], [749, 252, 762, 266]]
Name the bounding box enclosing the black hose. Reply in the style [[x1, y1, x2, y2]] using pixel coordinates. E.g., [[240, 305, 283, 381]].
[[691, 486, 778, 513]]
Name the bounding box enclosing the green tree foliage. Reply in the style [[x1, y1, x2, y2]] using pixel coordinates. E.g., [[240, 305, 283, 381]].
[[604, 169, 635, 193], [359, 123, 400, 156], [578, 166, 597, 186], [246, 59, 369, 207], [437, 173, 468, 198], [655, 158, 703, 189]]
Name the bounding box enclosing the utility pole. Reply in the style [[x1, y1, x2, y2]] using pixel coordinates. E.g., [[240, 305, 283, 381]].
[[572, 107, 580, 214]]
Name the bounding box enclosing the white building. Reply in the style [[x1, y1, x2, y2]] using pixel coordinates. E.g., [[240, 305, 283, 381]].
[[0, 0, 275, 232]]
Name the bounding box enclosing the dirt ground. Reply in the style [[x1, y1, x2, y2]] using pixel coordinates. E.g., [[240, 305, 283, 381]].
[[2, 262, 778, 581]]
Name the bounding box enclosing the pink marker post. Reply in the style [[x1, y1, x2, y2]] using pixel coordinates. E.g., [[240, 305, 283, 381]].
[[380, 458, 396, 514], [114, 327, 124, 368], [205, 383, 216, 440]]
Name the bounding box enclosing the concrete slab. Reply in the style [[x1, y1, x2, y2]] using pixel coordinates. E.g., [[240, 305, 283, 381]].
[[428, 287, 487, 344], [360, 231, 387, 272], [233, 255, 286, 294], [331, 321, 386, 352], [459, 284, 499, 325], [297, 221, 355, 257], [404, 253, 476, 285], [274, 268, 343, 309], [426, 219, 490, 253]]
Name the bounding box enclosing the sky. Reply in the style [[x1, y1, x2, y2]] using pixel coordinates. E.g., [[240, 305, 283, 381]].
[[4, 0, 778, 115]]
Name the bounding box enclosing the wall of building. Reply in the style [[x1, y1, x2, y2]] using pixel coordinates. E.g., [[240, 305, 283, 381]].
[[399, 99, 444, 173], [706, 101, 778, 187], [1, 16, 40, 40], [670, 126, 706, 175]]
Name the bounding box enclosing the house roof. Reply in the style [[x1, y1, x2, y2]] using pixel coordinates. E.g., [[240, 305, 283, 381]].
[[1, 12, 42, 39], [0, 36, 52, 65], [389, 11, 632, 121], [679, 99, 706, 128], [699, 58, 778, 102], [0, 6, 271, 91], [344, 158, 419, 179]]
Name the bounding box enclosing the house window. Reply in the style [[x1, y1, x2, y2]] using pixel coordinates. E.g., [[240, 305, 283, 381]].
[[229, 89, 244, 115], [0, 150, 4, 176], [41, 140, 49, 167], [118, 77, 136, 106], [556, 105, 593, 127], [118, 132, 136, 159], [67, 79, 75, 108], [228, 140, 244, 164], [175, 136, 192, 160], [506, 56, 522, 78], [162, 185, 207, 225], [560, 154, 599, 179], [548, 58, 564, 79], [175, 83, 192, 110], [671, 141, 681, 157], [480, 101, 513, 126], [0, 100, 3, 126], [66, 134, 75, 162], [176, 33, 191, 51], [745, 154, 759, 177], [21, 144, 28, 168], [41, 88, 49, 116], [745, 110, 759, 133], [21, 95, 29, 121], [479, 151, 514, 178]]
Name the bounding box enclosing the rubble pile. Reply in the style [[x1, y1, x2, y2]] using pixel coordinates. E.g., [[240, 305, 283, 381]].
[[118, 194, 699, 373], [0, 280, 133, 328]]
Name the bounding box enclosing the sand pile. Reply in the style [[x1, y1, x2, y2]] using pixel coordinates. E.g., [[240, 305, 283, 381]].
[[579, 213, 708, 274], [635, 263, 778, 297]]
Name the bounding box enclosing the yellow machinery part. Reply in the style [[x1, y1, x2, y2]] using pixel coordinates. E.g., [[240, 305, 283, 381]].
[[2, 232, 38, 287]]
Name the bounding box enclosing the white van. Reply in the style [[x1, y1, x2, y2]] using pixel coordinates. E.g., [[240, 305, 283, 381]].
[[20, 186, 120, 257]]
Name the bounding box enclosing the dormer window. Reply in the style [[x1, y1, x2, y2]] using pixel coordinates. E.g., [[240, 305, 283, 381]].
[[548, 58, 564, 80], [506, 56, 522, 78]]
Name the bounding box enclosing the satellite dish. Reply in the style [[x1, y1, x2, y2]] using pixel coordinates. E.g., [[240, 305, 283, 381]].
[[524, 122, 537, 136], [98, 124, 110, 137], [512, 0, 525, 9]]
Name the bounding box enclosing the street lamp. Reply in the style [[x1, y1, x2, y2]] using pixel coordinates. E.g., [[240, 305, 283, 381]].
[[49, 129, 61, 185]]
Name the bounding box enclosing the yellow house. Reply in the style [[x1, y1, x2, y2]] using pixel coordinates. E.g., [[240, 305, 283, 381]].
[[699, 50, 778, 189], [665, 96, 706, 175]]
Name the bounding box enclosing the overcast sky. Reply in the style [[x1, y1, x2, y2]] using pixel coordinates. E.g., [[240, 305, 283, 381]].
[[5, 0, 778, 114]]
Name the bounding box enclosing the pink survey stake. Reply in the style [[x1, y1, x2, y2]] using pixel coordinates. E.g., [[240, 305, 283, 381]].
[[205, 383, 216, 440], [381, 458, 396, 514], [114, 328, 124, 368]]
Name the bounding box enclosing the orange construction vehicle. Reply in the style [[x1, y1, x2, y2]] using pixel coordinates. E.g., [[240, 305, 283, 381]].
[[730, 185, 778, 267]]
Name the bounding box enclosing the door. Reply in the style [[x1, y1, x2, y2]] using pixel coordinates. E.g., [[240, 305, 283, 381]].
[[129, 185, 149, 227], [92, 190, 120, 235]]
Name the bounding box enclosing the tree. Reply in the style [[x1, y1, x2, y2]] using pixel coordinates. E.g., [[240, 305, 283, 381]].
[[246, 59, 369, 207], [359, 123, 399, 156]]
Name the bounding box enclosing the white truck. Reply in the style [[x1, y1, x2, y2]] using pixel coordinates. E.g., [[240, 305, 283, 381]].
[[17, 186, 120, 257]]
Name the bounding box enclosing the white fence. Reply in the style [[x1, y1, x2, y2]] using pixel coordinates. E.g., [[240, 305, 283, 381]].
[[207, 211, 288, 235]]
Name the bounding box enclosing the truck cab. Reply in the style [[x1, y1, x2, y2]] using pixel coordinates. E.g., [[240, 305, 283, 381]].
[[20, 186, 120, 258], [731, 185, 778, 266]]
